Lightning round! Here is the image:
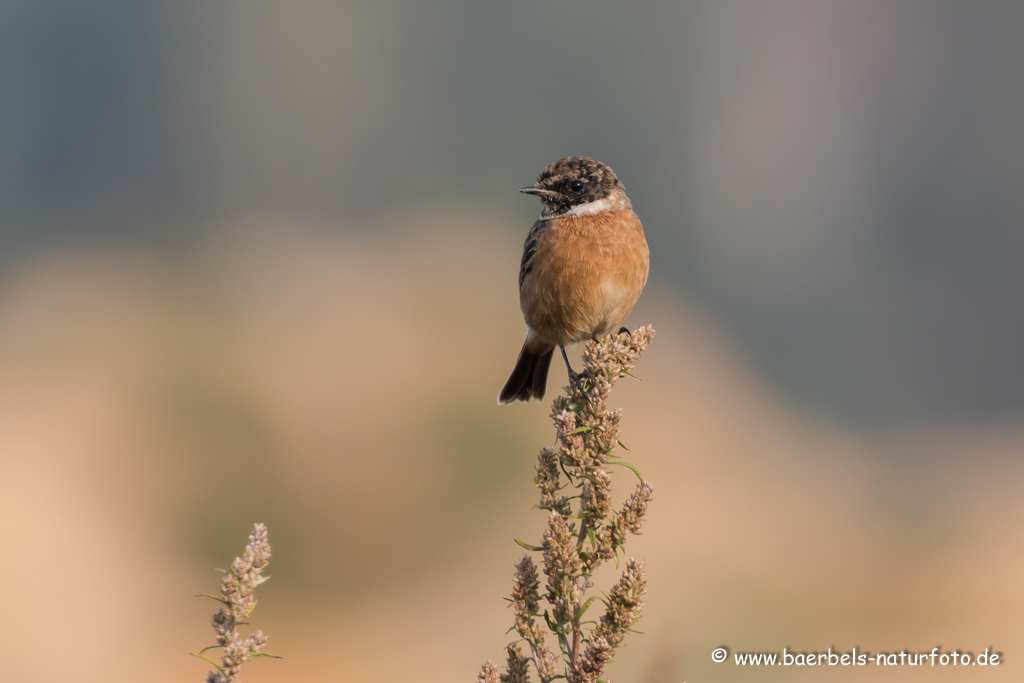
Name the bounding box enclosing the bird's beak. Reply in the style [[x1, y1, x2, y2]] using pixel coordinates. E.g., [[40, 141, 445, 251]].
[[520, 185, 557, 198]]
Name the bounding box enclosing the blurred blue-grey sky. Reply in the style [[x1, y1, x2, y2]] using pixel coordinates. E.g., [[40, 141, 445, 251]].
[[3, 0, 1023, 428]]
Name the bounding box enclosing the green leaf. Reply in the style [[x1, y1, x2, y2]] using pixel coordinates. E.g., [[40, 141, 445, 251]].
[[572, 425, 593, 434], [193, 593, 228, 605], [616, 439, 630, 451], [544, 610, 559, 632], [577, 596, 600, 621], [622, 370, 641, 381], [514, 538, 544, 552], [189, 652, 223, 670], [607, 460, 644, 482], [559, 460, 574, 482], [252, 652, 283, 659]]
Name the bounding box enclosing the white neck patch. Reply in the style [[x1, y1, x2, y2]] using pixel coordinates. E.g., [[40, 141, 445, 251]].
[[541, 195, 624, 219], [568, 196, 616, 216]]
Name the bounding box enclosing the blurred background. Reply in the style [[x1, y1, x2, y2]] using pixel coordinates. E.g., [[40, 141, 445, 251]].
[[1, 1, 1023, 681]]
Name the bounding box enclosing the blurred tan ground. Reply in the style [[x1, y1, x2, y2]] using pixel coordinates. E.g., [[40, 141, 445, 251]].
[[0, 210, 1021, 682]]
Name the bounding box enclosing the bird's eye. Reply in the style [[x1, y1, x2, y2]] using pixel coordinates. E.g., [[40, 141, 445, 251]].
[[569, 180, 585, 192]]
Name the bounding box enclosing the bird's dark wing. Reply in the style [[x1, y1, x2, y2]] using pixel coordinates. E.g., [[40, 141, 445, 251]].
[[519, 219, 549, 290]]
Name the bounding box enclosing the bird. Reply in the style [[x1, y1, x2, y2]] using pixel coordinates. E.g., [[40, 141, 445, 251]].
[[498, 156, 649, 404]]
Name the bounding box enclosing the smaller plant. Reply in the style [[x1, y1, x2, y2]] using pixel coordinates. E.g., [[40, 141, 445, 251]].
[[479, 326, 655, 683], [194, 523, 278, 682]]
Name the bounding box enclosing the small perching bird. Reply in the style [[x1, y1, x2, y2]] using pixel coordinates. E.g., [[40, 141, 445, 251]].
[[498, 156, 649, 404]]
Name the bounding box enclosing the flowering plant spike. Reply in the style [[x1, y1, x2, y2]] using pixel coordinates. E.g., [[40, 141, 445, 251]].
[[195, 523, 277, 682], [480, 326, 655, 683]]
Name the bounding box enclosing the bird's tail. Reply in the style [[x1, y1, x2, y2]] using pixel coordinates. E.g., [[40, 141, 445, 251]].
[[497, 342, 554, 404]]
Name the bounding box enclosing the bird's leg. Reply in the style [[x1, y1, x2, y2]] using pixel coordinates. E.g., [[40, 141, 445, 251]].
[[559, 345, 585, 396]]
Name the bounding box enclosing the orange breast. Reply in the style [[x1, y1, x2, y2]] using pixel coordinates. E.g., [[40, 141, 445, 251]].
[[521, 210, 649, 347]]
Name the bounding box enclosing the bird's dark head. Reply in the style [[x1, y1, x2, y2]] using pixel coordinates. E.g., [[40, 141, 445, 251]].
[[520, 156, 630, 218]]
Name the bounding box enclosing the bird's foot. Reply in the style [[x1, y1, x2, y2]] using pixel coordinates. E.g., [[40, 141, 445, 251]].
[[568, 369, 597, 406], [568, 368, 584, 396]]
